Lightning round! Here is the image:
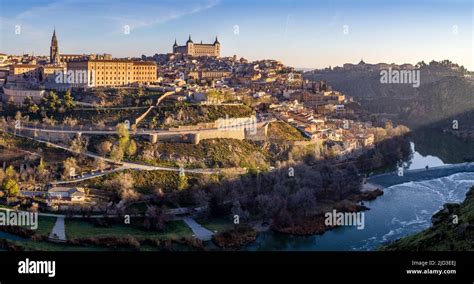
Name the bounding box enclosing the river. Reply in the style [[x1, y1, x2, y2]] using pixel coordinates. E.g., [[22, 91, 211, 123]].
[[245, 133, 474, 251]]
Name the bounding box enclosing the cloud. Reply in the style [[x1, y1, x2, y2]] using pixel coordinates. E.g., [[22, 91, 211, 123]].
[[4, 0, 220, 35], [105, 0, 220, 32]]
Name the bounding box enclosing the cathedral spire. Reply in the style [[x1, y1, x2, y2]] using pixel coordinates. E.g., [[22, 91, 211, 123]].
[[50, 28, 60, 64], [51, 28, 57, 44]]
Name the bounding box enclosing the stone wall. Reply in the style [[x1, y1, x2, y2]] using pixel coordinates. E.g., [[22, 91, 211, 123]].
[[195, 129, 245, 144], [2, 87, 45, 105]]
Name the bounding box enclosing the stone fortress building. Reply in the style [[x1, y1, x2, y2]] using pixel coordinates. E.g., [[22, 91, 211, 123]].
[[173, 35, 220, 57]]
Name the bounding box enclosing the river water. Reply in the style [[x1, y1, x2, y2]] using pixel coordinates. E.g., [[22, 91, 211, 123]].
[[245, 137, 474, 251]]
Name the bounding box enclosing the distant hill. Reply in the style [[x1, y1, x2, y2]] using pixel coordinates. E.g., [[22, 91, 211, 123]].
[[304, 63, 474, 131]]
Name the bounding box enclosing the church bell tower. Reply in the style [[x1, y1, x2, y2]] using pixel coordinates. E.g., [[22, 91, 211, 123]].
[[50, 29, 60, 64]]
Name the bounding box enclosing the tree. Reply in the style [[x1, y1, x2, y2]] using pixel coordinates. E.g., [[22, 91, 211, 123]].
[[117, 123, 130, 149], [255, 194, 280, 219], [15, 111, 22, 121], [69, 136, 87, 153], [29, 104, 39, 114], [63, 116, 78, 127], [126, 140, 137, 156], [1, 178, 19, 197], [231, 201, 250, 222], [113, 123, 135, 160], [0, 117, 6, 130], [62, 157, 77, 179], [104, 173, 139, 201], [191, 189, 209, 207], [143, 205, 168, 231], [289, 187, 316, 217], [137, 86, 144, 98], [177, 173, 189, 191], [23, 96, 39, 114], [23, 96, 33, 107], [96, 140, 113, 156], [5, 165, 16, 179], [95, 158, 107, 170], [63, 90, 75, 110], [0, 169, 5, 183], [110, 145, 124, 162], [41, 91, 61, 112], [272, 206, 294, 229], [36, 158, 46, 174]]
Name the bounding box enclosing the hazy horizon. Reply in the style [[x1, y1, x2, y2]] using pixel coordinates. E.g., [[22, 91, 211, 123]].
[[1, 0, 473, 70]]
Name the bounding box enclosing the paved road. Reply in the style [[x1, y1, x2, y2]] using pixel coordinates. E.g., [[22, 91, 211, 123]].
[[49, 216, 66, 242], [182, 217, 214, 241]]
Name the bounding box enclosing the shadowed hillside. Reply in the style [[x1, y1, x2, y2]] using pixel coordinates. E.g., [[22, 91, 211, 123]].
[[304, 63, 474, 130]]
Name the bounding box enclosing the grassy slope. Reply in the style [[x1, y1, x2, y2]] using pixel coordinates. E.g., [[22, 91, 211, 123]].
[[141, 138, 271, 169], [149, 104, 255, 128], [267, 122, 307, 141]]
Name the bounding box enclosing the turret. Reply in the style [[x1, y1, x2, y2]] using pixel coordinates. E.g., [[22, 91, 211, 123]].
[[186, 35, 193, 44], [173, 39, 178, 53]]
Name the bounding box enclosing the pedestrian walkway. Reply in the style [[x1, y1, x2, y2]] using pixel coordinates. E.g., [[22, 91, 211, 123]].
[[48, 216, 67, 242], [182, 217, 214, 241]]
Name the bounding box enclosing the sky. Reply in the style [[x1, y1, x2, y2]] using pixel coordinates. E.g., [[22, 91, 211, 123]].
[[0, 0, 473, 70]]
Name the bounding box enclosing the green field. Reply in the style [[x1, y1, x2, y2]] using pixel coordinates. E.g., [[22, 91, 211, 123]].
[[196, 217, 237, 233], [65, 218, 193, 240], [34, 216, 58, 237]]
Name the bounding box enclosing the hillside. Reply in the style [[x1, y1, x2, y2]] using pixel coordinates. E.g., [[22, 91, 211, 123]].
[[304, 67, 474, 131]]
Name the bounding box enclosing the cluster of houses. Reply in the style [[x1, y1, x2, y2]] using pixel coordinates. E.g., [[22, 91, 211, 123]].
[[271, 99, 375, 156]]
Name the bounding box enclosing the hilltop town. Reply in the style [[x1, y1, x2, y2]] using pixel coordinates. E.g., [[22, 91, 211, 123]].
[[0, 30, 411, 251]]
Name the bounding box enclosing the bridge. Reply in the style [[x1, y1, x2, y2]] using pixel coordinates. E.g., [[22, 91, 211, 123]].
[[368, 163, 474, 188]]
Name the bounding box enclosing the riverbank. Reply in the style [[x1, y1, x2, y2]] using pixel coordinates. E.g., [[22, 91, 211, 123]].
[[270, 186, 383, 236], [245, 171, 474, 251], [380, 186, 474, 251]]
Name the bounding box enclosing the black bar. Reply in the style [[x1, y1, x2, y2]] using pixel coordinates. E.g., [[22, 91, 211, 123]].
[[0, 251, 472, 282]]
